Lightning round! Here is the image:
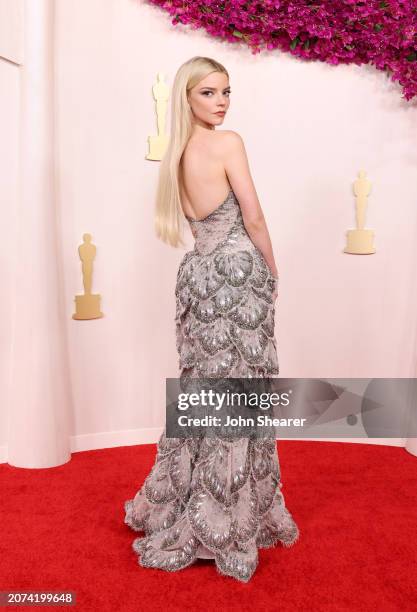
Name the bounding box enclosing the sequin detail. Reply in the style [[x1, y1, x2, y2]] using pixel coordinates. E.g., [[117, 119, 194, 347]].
[[124, 189, 299, 583]]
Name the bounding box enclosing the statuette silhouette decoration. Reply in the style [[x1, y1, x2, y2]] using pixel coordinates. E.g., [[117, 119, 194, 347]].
[[72, 233, 104, 320], [344, 170, 376, 254], [146, 72, 169, 160]]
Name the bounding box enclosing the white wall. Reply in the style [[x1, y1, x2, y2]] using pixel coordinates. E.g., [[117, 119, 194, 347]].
[[1, 0, 417, 462], [0, 56, 20, 461]]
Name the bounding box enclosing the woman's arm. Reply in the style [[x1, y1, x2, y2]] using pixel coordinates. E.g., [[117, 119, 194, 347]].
[[221, 130, 279, 280]]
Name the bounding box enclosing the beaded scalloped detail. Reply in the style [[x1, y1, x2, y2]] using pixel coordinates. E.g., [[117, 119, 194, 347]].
[[124, 189, 299, 583]]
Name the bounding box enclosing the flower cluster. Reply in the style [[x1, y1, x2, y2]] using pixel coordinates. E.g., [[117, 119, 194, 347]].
[[146, 0, 417, 101]]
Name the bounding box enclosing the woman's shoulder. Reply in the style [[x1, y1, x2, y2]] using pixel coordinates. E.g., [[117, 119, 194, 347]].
[[214, 130, 246, 154], [185, 130, 244, 159], [215, 129, 244, 143]]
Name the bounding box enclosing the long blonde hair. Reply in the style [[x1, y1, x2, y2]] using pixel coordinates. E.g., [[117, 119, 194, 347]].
[[154, 56, 229, 248]]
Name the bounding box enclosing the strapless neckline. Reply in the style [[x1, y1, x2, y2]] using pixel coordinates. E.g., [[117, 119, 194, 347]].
[[185, 188, 234, 223]]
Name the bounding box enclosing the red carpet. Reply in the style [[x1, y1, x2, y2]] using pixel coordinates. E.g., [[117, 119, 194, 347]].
[[1, 441, 416, 611]]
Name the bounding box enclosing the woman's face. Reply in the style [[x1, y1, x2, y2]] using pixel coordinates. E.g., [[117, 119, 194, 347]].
[[187, 71, 231, 130]]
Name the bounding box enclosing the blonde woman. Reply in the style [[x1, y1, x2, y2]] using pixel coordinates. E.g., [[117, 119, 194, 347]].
[[124, 56, 299, 583]]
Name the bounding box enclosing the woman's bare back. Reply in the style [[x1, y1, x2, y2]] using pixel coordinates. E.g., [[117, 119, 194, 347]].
[[179, 130, 232, 222]]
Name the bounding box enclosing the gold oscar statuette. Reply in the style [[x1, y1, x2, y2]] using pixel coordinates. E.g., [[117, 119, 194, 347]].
[[72, 233, 104, 320], [344, 169, 376, 254], [146, 72, 169, 161]]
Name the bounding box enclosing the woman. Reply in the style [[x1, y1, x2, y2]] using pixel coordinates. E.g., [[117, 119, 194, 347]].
[[124, 56, 299, 583]]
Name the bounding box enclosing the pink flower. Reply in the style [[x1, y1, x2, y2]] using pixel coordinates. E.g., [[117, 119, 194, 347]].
[[145, 0, 417, 101]]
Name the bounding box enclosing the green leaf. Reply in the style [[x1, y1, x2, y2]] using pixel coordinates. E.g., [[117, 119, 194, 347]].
[[232, 30, 243, 38], [406, 51, 417, 61], [290, 36, 299, 50]]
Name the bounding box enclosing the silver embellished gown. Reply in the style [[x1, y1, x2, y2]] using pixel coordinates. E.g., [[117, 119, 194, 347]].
[[124, 187, 299, 583]]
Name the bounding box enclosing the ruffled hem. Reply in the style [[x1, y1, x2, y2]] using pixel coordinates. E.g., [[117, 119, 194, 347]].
[[124, 495, 299, 583], [123, 433, 300, 583]]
